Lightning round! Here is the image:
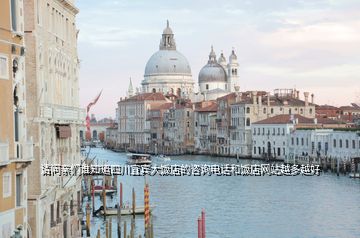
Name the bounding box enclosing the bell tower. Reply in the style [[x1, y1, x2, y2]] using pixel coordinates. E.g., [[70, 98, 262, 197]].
[[227, 48, 240, 92], [159, 20, 176, 50]]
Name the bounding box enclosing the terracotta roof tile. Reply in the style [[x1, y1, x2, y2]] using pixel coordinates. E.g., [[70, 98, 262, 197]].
[[254, 114, 314, 124]]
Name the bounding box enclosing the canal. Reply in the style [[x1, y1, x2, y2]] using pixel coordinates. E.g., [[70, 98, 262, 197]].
[[84, 148, 360, 238]]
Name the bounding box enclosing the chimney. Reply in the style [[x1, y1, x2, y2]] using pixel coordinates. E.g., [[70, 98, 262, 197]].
[[304, 92, 309, 106], [314, 118, 318, 124], [252, 91, 257, 105], [296, 90, 299, 99], [311, 93, 314, 104], [258, 95, 262, 107], [267, 92, 270, 106]]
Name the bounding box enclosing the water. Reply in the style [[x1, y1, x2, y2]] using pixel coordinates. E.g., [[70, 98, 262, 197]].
[[85, 148, 360, 238]]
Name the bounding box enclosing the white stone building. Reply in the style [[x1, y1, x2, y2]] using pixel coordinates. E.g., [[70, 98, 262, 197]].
[[142, 21, 194, 98], [198, 46, 240, 101], [230, 89, 316, 157], [251, 114, 317, 160], [288, 129, 360, 162], [117, 92, 171, 152], [24, 0, 84, 237]]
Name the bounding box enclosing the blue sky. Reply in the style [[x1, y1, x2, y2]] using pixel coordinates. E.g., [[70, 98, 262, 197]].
[[77, 0, 360, 118]]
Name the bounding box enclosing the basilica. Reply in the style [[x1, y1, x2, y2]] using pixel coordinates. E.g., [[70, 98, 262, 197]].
[[131, 21, 240, 101]]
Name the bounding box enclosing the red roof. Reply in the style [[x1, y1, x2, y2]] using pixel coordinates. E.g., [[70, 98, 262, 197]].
[[121, 93, 167, 102], [150, 103, 173, 111], [195, 102, 218, 112], [254, 114, 314, 125]]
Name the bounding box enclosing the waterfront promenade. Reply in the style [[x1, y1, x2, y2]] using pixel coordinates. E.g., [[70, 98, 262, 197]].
[[83, 148, 360, 238]]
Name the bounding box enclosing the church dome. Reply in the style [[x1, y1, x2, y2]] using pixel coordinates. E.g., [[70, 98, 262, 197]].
[[199, 46, 227, 83], [144, 50, 192, 76]]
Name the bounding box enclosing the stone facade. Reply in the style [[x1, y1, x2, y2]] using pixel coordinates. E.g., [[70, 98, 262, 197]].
[[117, 93, 171, 152], [24, 0, 84, 237], [194, 101, 218, 154], [229, 89, 316, 157]]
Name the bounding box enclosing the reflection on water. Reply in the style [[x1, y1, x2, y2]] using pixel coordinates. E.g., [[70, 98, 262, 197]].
[[85, 148, 360, 238]]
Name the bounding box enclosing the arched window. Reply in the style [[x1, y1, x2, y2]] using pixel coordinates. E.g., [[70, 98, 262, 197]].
[[246, 118, 250, 126], [246, 107, 250, 114], [152, 88, 156, 93]]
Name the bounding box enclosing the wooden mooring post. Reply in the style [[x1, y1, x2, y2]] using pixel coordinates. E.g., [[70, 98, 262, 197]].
[[132, 187, 136, 219], [86, 203, 91, 237], [123, 220, 127, 238], [197, 209, 206, 238]]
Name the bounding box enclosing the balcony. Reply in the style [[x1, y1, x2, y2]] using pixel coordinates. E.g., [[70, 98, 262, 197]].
[[41, 104, 86, 122], [0, 143, 10, 167]]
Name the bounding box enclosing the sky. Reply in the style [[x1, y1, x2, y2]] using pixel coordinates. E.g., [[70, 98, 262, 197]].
[[76, 0, 360, 119]]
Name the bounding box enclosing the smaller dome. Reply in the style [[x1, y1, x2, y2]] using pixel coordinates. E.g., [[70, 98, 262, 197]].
[[199, 63, 227, 83], [199, 46, 227, 83]]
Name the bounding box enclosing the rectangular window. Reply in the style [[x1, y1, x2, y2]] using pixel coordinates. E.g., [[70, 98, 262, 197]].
[[77, 191, 81, 212], [353, 140, 356, 149], [0, 55, 9, 79], [14, 110, 19, 142], [3, 172, 11, 198], [11, 0, 18, 31], [56, 201, 60, 221], [16, 174, 22, 206], [50, 204, 55, 227]]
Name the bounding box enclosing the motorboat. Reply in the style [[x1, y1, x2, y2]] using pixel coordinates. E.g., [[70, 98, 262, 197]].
[[126, 153, 152, 165]]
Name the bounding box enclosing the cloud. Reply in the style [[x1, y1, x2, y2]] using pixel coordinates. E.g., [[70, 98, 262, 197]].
[[76, 0, 360, 118]]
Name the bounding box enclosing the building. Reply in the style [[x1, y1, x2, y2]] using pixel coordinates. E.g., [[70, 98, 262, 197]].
[[80, 115, 115, 142], [216, 93, 238, 155], [142, 21, 194, 98], [117, 92, 171, 152], [194, 101, 218, 154], [163, 101, 195, 154], [0, 0, 34, 236], [230, 89, 316, 157], [288, 129, 360, 163], [198, 46, 240, 101], [24, 0, 84, 237], [104, 124, 118, 149], [147, 102, 172, 154], [316, 105, 341, 120]]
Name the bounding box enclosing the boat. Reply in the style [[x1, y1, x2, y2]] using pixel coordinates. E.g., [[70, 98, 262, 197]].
[[126, 153, 152, 165], [99, 205, 156, 216], [349, 173, 360, 178], [156, 154, 171, 161]]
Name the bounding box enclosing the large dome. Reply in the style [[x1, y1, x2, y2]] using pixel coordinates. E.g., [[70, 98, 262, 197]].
[[144, 50, 192, 76]]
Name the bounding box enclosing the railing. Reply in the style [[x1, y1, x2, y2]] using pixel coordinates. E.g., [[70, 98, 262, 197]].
[[21, 141, 34, 160], [0, 143, 9, 165]]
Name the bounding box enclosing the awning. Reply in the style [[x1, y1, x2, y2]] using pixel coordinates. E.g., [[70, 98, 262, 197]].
[[56, 125, 72, 139]]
